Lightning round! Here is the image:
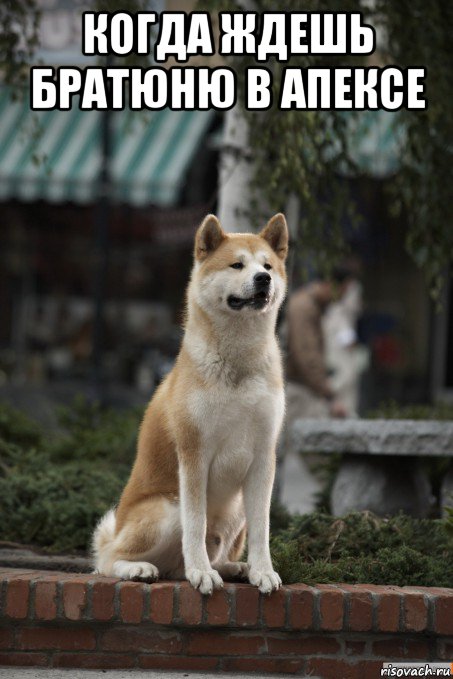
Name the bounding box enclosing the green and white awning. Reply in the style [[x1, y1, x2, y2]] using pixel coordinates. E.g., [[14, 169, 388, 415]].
[[321, 109, 405, 178], [345, 109, 405, 178], [0, 88, 215, 206]]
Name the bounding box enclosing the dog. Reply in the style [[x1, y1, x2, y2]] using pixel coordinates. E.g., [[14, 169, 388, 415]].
[[92, 212, 288, 595]]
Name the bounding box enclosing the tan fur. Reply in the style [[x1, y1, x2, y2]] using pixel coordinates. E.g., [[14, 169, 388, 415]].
[[93, 213, 289, 594]]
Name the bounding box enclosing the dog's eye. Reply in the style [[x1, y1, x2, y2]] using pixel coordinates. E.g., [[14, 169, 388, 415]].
[[264, 263, 272, 270], [230, 262, 244, 270]]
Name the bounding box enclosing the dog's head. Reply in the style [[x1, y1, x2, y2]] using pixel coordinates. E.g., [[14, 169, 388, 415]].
[[191, 213, 288, 317]]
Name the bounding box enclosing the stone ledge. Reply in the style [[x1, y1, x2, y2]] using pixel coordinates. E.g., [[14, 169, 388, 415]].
[[1, 568, 452, 676], [291, 419, 453, 456], [0, 548, 91, 574]]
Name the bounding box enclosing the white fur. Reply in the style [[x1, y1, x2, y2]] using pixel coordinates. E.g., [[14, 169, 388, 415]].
[[93, 501, 184, 579], [112, 560, 159, 581], [92, 508, 116, 574]]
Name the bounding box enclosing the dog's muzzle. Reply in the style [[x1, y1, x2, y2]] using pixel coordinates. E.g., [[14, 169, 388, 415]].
[[227, 273, 272, 310]]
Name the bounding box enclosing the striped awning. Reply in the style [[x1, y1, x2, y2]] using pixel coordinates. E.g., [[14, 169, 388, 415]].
[[0, 88, 215, 206], [320, 109, 405, 178], [345, 109, 405, 178]]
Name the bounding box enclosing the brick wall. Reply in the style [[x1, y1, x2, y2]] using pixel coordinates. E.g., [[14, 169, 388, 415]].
[[0, 568, 452, 677]]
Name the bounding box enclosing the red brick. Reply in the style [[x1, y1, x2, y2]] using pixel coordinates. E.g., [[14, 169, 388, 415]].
[[34, 581, 57, 621], [405, 640, 430, 659], [63, 581, 87, 621], [436, 595, 453, 635], [437, 639, 453, 660], [205, 587, 230, 625], [267, 634, 340, 655], [373, 638, 409, 658], [373, 638, 429, 660], [100, 627, 182, 654], [18, 627, 96, 651], [139, 655, 218, 670], [149, 582, 174, 625], [91, 579, 118, 621], [0, 652, 49, 667], [347, 590, 373, 631], [0, 627, 13, 649], [305, 657, 359, 679], [377, 592, 401, 632], [187, 631, 265, 656], [355, 660, 389, 678], [63, 574, 96, 581], [262, 587, 286, 628], [235, 584, 259, 626], [357, 584, 402, 596], [222, 657, 304, 674], [5, 577, 32, 618], [345, 639, 366, 656], [179, 582, 202, 625], [0, 568, 36, 576], [404, 586, 452, 596], [319, 586, 344, 631], [33, 572, 73, 583], [119, 582, 144, 624], [288, 585, 315, 630], [53, 653, 135, 669], [403, 592, 428, 632]]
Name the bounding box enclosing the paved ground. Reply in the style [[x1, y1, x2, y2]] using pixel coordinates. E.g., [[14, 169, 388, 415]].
[[1, 670, 313, 679]]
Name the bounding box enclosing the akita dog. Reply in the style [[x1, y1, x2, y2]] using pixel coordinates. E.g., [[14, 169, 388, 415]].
[[93, 213, 288, 595]]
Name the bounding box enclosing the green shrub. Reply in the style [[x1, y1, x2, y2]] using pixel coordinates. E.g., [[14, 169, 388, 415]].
[[270, 511, 453, 587], [49, 396, 140, 465], [0, 442, 125, 552], [0, 399, 139, 552], [0, 402, 43, 448], [367, 400, 453, 421]]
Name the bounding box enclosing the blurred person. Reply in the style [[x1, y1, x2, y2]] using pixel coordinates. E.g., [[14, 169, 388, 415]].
[[323, 279, 369, 416], [285, 269, 353, 423], [274, 269, 353, 508]]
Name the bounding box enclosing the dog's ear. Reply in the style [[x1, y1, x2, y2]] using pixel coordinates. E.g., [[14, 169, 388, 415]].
[[259, 213, 289, 260], [195, 214, 226, 261]]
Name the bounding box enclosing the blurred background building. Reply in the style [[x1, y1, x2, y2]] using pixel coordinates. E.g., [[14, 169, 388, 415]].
[[0, 0, 451, 414]]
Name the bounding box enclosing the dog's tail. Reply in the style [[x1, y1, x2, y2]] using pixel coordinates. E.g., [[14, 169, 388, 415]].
[[91, 508, 116, 574]]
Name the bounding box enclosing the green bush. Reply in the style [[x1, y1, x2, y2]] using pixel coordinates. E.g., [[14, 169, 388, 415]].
[[0, 402, 43, 448], [49, 396, 139, 465], [0, 443, 125, 552], [367, 400, 453, 421], [0, 399, 140, 552], [270, 511, 453, 587]]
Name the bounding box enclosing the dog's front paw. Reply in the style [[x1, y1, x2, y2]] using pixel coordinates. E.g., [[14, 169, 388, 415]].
[[113, 560, 159, 582], [248, 567, 282, 594], [186, 568, 223, 595], [218, 561, 249, 580]]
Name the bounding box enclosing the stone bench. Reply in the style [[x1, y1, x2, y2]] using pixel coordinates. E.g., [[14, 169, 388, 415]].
[[290, 419, 453, 517]]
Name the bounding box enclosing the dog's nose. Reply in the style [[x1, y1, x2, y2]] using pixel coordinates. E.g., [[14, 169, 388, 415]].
[[254, 272, 271, 288]]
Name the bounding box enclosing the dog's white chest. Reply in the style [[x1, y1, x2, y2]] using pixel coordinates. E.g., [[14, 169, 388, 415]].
[[189, 375, 278, 440], [188, 377, 284, 503]]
